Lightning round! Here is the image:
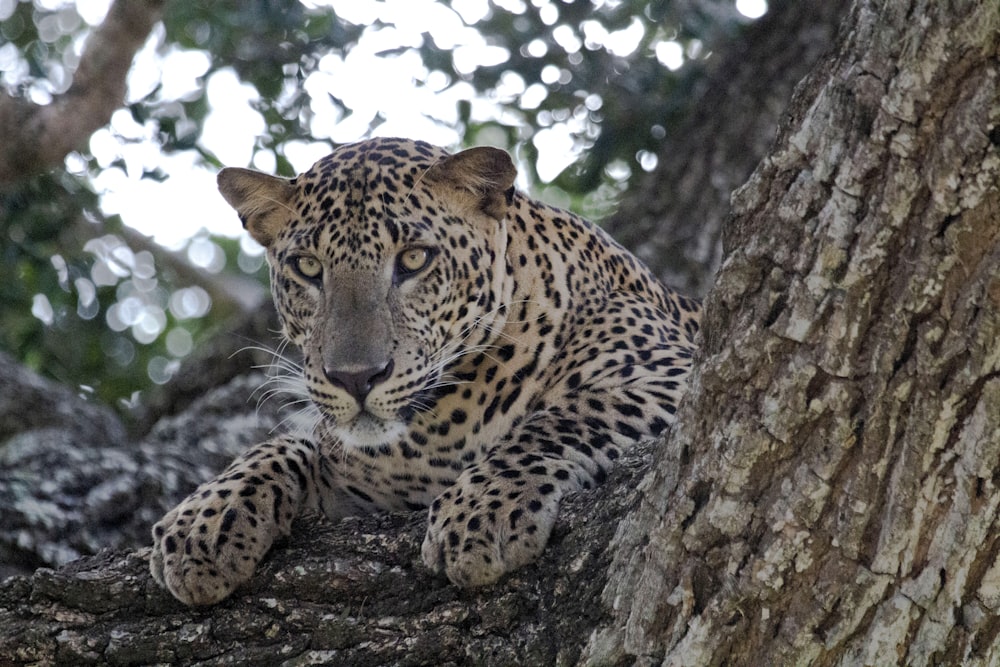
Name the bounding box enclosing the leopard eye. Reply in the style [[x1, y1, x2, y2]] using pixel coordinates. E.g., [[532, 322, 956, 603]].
[[293, 256, 323, 281], [395, 247, 434, 279]]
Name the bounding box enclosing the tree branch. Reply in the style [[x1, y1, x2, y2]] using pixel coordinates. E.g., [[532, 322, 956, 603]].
[[0, 0, 165, 184], [0, 442, 653, 665]]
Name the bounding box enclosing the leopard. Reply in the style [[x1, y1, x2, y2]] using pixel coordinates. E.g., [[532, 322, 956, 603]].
[[150, 137, 701, 605]]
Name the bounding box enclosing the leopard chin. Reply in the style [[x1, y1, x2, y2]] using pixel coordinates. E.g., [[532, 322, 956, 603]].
[[331, 411, 408, 450]]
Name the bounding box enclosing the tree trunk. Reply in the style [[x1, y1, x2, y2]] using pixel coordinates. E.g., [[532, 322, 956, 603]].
[[2, 1, 998, 665], [590, 1, 1000, 664]]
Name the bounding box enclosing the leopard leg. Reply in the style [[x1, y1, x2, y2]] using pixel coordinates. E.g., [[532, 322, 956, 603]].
[[150, 436, 320, 605], [420, 387, 678, 587], [422, 290, 695, 586]]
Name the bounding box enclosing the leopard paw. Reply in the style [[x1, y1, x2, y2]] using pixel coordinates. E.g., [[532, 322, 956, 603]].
[[420, 464, 562, 587], [150, 482, 288, 605]]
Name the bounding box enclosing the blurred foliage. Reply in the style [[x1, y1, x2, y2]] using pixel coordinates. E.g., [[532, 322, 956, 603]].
[[461, 0, 744, 191], [0, 175, 253, 412], [0, 0, 758, 421]]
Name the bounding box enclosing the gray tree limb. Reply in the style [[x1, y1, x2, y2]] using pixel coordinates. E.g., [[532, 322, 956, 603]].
[[0, 359, 285, 583], [0, 0, 165, 184], [0, 442, 653, 666]]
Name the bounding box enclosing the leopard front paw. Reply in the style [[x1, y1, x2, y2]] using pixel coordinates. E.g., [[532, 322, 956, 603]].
[[150, 485, 286, 606], [420, 468, 562, 587]]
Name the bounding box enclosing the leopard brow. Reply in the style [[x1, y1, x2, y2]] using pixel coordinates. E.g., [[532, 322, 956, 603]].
[[372, 161, 442, 241], [371, 185, 435, 247]]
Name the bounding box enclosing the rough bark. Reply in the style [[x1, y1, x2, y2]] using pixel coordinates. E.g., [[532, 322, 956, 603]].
[[0, 0, 164, 184], [590, 1, 1000, 664], [604, 0, 850, 297]]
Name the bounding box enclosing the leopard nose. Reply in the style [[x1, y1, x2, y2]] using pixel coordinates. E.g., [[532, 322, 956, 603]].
[[323, 359, 394, 403]]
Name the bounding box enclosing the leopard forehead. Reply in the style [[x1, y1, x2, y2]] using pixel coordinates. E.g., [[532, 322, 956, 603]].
[[274, 138, 459, 258]]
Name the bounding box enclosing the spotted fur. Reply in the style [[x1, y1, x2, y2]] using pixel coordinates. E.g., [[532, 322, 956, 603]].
[[150, 137, 701, 604]]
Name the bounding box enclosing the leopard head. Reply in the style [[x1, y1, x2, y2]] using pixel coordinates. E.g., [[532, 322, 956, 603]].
[[217, 138, 517, 448]]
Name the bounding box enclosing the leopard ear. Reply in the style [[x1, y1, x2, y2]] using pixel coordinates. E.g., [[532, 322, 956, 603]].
[[217, 167, 296, 247], [424, 146, 517, 221]]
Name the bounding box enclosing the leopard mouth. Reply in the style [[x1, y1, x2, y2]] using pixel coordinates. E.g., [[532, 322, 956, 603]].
[[309, 374, 444, 449], [329, 409, 408, 449]]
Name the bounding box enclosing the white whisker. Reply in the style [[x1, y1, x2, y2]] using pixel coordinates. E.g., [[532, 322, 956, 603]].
[[233, 341, 315, 432], [271, 402, 322, 437]]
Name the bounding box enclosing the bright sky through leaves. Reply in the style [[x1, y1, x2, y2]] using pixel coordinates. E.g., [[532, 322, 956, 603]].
[[66, 0, 764, 253]]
